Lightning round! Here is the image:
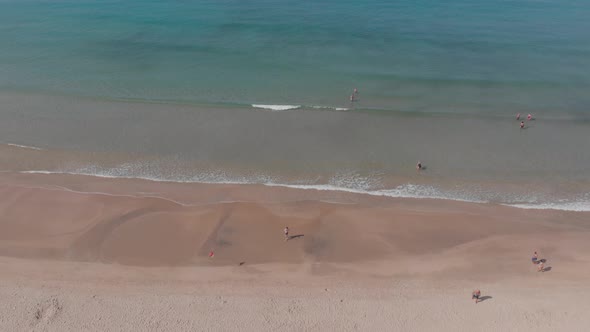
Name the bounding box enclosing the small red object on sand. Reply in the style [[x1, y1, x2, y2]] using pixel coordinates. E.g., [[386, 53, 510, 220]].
[[209, 251, 214, 258]]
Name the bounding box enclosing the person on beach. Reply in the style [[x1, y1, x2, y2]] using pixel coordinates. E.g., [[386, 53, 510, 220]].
[[520, 121, 525, 129], [516, 113, 521, 120], [538, 261, 545, 272], [416, 161, 422, 171], [472, 289, 481, 304], [531, 251, 538, 264], [284, 226, 289, 241]]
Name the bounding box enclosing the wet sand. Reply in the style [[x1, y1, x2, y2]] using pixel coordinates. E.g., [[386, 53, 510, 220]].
[[0, 172, 589, 331]]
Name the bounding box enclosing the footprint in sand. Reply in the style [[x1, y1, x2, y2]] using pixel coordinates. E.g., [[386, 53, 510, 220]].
[[32, 298, 62, 329]]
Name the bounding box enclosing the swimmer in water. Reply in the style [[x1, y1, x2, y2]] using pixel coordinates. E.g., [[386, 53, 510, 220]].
[[520, 121, 525, 129], [350, 94, 355, 102], [354, 88, 358, 94], [516, 113, 521, 120], [527, 114, 532, 121], [416, 161, 422, 170]]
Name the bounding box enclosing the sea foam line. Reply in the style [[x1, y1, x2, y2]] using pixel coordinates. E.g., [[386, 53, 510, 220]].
[[16, 170, 590, 212], [20, 170, 252, 185], [311, 105, 349, 111], [19, 170, 487, 204], [251, 104, 348, 112], [264, 183, 486, 203], [252, 104, 301, 111], [9, 182, 356, 208], [503, 202, 590, 212], [4, 143, 43, 150]]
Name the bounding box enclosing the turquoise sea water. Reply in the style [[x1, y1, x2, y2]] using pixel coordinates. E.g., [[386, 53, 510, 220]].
[[1, 0, 590, 114]]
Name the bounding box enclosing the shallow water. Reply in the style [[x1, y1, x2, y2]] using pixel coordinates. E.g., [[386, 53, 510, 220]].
[[1, 93, 588, 210]]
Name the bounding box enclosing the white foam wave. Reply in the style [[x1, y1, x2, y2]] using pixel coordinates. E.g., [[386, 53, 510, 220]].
[[503, 202, 590, 212], [17, 169, 589, 212], [21, 171, 55, 174], [4, 143, 43, 150], [20, 169, 272, 185], [269, 183, 486, 203], [311, 105, 349, 111], [252, 104, 301, 111], [19, 170, 485, 204]]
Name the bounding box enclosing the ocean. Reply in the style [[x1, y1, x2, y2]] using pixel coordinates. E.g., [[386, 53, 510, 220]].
[[0, 0, 589, 210]]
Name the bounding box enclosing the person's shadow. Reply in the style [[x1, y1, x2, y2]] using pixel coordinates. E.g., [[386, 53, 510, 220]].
[[478, 296, 492, 302], [288, 234, 305, 240], [535, 259, 551, 272]]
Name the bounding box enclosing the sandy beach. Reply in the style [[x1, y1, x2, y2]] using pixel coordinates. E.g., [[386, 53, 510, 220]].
[[0, 172, 589, 331], [2, 0, 589, 330]]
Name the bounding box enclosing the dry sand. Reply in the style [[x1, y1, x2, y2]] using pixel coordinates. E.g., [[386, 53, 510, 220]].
[[0, 172, 589, 331]]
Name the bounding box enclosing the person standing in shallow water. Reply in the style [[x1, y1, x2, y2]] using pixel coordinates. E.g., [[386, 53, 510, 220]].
[[520, 121, 525, 129], [350, 88, 358, 103], [416, 161, 422, 171]]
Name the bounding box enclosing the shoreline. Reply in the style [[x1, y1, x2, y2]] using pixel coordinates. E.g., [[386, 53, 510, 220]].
[[3, 164, 590, 212]]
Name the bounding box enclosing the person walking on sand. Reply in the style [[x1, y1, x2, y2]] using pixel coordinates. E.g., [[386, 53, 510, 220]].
[[472, 289, 481, 304], [538, 261, 545, 272], [531, 251, 538, 264], [284, 226, 289, 241]]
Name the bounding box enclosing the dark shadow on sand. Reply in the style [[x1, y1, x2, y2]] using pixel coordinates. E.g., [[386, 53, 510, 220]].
[[478, 296, 492, 302], [540, 266, 552, 272], [288, 234, 305, 240]]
